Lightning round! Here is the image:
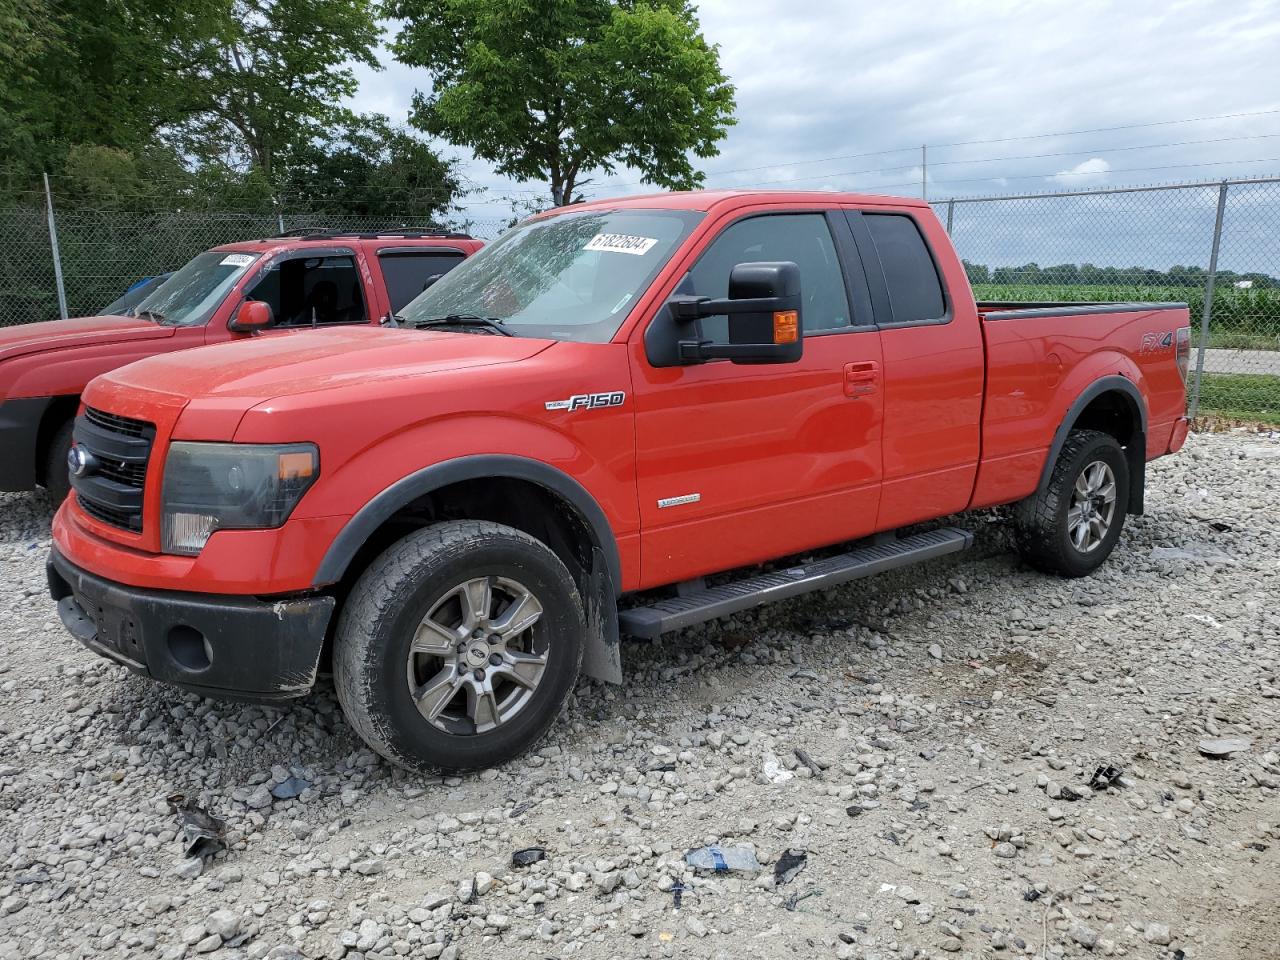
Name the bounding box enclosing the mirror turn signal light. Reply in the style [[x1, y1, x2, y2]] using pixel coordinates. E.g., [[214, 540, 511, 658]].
[[772, 310, 799, 344]]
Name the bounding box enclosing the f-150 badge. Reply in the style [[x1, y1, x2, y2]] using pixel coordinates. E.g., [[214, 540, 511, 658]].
[[545, 391, 626, 412]]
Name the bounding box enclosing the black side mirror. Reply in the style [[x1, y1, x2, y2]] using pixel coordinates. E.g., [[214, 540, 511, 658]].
[[666, 261, 803, 365]]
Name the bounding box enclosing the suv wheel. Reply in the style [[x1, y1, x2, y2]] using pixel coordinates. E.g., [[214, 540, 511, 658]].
[[1014, 429, 1129, 578], [334, 520, 585, 771], [43, 418, 74, 502]]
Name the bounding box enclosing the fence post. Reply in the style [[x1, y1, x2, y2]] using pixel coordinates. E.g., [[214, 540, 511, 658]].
[[277, 211, 285, 234], [945, 199, 955, 235], [43, 173, 69, 320], [1189, 181, 1229, 419]]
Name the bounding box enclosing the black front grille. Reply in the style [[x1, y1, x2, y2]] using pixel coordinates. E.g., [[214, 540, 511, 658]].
[[71, 408, 155, 533]]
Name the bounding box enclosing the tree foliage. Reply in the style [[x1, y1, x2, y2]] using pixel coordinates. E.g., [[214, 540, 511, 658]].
[[389, 0, 736, 205], [168, 0, 381, 179]]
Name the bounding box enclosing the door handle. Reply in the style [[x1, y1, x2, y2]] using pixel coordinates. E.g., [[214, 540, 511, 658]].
[[844, 360, 879, 397]]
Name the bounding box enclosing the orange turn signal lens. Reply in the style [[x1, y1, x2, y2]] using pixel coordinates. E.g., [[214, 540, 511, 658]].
[[772, 310, 799, 344], [278, 451, 316, 481]]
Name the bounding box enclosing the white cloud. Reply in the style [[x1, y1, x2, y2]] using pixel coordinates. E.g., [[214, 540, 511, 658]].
[[1050, 157, 1112, 185], [348, 0, 1280, 220]]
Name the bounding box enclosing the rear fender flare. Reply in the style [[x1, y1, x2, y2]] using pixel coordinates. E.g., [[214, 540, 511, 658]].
[[1038, 374, 1147, 514]]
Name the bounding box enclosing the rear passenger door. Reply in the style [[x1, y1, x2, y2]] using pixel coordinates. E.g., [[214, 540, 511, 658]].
[[375, 248, 468, 316], [844, 209, 983, 528]]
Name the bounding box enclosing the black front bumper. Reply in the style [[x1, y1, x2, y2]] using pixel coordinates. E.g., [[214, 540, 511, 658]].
[[0, 397, 53, 492], [47, 548, 335, 702]]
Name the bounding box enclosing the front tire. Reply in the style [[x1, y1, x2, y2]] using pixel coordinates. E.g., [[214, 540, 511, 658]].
[[333, 520, 585, 772], [42, 418, 74, 502], [1014, 429, 1129, 578]]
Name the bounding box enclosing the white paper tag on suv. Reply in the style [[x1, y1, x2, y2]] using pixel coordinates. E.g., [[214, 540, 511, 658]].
[[220, 253, 255, 267], [584, 233, 658, 256]]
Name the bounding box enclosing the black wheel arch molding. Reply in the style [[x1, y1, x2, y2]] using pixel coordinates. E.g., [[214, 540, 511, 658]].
[[1038, 374, 1148, 515]]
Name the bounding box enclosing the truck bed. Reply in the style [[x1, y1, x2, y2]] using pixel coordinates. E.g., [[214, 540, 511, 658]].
[[978, 300, 1187, 319]]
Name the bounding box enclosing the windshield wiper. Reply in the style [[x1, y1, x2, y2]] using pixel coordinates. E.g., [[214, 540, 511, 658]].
[[412, 314, 513, 337], [134, 308, 168, 323]]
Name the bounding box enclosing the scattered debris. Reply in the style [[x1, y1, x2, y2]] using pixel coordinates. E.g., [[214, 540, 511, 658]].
[[684, 845, 761, 875], [511, 847, 546, 868], [1198, 737, 1252, 758], [761, 752, 794, 784], [166, 793, 226, 861], [773, 849, 807, 885], [670, 880, 685, 910], [1088, 764, 1124, 790], [269, 776, 311, 800], [794, 748, 826, 775], [1023, 889, 1042, 902]]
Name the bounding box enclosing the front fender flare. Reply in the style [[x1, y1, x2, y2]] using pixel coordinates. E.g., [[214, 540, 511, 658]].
[[314, 454, 622, 592]]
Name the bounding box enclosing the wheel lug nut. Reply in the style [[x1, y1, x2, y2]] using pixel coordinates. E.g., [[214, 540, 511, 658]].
[[489, 653, 502, 666], [489, 634, 502, 644], [473, 668, 485, 681]]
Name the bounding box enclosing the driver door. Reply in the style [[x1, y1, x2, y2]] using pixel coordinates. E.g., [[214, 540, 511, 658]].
[[628, 209, 884, 589]]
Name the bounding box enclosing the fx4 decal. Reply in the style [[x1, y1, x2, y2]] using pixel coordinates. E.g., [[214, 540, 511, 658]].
[[1139, 331, 1174, 354], [545, 391, 626, 412]]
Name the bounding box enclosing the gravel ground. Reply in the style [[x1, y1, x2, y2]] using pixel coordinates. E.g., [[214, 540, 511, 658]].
[[1, 431, 1277, 960]]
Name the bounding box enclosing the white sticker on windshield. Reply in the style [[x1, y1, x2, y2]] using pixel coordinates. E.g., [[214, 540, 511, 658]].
[[219, 253, 255, 267], [585, 233, 659, 256]]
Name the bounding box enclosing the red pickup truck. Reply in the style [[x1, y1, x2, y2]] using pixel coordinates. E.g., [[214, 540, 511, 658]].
[[47, 191, 1191, 771], [0, 230, 482, 499]]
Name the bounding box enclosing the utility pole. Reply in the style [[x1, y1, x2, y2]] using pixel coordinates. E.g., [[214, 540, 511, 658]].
[[921, 144, 928, 201]]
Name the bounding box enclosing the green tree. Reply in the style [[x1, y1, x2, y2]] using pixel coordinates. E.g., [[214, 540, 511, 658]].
[[388, 0, 736, 206], [279, 114, 464, 219], [168, 0, 381, 181], [0, 0, 223, 189]]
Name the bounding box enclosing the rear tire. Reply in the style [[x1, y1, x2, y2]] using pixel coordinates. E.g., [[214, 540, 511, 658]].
[[333, 520, 585, 772], [42, 418, 74, 502], [1014, 429, 1129, 578]]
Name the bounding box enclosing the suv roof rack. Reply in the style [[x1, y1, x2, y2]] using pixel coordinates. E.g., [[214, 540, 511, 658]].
[[268, 228, 474, 241]]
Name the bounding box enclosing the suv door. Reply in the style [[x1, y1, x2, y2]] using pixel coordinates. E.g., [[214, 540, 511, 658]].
[[629, 209, 885, 588]]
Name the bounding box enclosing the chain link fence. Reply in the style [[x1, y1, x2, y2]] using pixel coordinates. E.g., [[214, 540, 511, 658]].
[[0, 199, 509, 328], [933, 176, 1280, 425]]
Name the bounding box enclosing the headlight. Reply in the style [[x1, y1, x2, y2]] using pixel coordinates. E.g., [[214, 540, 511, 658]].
[[161, 442, 319, 555]]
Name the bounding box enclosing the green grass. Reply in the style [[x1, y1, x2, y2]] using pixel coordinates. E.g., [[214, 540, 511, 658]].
[[971, 283, 1280, 351], [1195, 373, 1280, 426]]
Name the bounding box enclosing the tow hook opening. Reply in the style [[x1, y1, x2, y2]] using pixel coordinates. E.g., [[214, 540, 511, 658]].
[[167, 625, 213, 672]]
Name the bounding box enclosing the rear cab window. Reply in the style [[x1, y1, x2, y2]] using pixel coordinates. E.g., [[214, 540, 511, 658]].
[[853, 212, 947, 326]]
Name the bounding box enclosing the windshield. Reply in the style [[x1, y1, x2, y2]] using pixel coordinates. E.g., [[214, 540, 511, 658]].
[[132, 250, 261, 326], [399, 208, 703, 342], [100, 273, 170, 316]]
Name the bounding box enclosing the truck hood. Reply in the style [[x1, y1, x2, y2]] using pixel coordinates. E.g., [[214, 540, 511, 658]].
[[98, 326, 552, 405], [0, 314, 176, 363]]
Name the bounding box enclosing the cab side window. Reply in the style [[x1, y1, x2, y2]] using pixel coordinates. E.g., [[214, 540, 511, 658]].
[[862, 214, 945, 324], [379, 252, 465, 313], [247, 255, 368, 327], [679, 213, 851, 341]]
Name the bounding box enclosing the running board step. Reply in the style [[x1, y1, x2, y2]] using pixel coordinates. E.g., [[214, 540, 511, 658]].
[[618, 527, 973, 639]]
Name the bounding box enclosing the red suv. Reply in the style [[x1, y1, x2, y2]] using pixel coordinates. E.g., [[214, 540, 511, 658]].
[[0, 230, 482, 499]]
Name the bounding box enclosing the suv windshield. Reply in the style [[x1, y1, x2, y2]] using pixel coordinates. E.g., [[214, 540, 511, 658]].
[[132, 250, 261, 326], [399, 209, 702, 342]]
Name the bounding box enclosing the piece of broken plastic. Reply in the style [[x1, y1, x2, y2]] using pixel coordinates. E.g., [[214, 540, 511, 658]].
[[511, 847, 547, 868], [774, 849, 807, 885], [684, 845, 761, 874], [167, 793, 227, 860]]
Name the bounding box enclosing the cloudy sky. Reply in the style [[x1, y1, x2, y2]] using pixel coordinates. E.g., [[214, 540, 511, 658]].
[[350, 0, 1280, 268]]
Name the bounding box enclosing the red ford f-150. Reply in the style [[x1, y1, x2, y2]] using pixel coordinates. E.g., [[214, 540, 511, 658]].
[[47, 190, 1192, 771], [0, 230, 482, 499]]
